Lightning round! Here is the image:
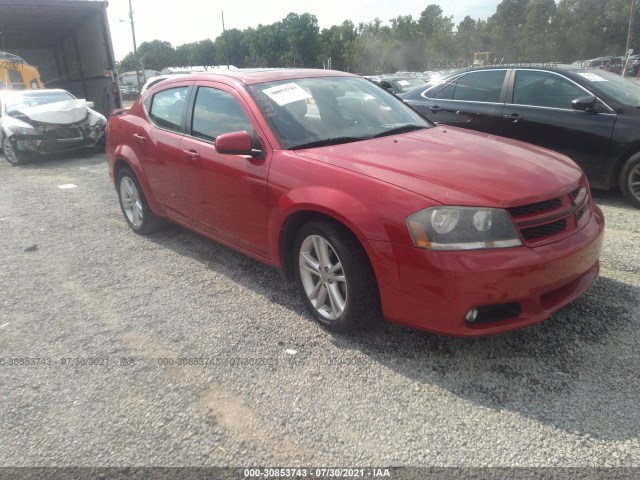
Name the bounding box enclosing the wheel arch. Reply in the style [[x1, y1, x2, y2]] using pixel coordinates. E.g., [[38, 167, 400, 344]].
[[278, 209, 379, 283], [602, 142, 640, 190], [111, 153, 166, 218]]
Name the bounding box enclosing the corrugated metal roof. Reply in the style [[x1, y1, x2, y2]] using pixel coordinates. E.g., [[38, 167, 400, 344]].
[[0, 0, 107, 49]]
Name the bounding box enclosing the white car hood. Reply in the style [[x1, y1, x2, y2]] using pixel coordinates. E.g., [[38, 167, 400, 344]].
[[13, 99, 88, 125]]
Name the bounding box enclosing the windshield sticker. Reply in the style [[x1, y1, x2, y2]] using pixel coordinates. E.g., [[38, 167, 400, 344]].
[[397, 80, 411, 86], [577, 72, 607, 82], [262, 83, 312, 106]]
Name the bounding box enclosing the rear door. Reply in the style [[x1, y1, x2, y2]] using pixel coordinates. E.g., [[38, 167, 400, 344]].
[[137, 82, 192, 217], [408, 69, 508, 134], [501, 69, 616, 180]]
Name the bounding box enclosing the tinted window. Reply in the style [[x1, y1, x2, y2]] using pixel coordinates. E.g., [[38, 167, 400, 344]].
[[149, 86, 189, 132], [191, 87, 253, 141], [452, 70, 506, 102], [513, 71, 585, 109], [431, 82, 455, 99], [248, 76, 429, 150]]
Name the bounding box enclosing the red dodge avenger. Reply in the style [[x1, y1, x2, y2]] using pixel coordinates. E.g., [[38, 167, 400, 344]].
[[106, 69, 604, 337]]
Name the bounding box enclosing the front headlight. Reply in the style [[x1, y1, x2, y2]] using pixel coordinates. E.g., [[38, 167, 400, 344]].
[[7, 125, 35, 136], [407, 207, 523, 250]]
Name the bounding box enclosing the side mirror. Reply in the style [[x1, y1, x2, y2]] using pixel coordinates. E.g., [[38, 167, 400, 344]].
[[86, 101, 95, 108], [215, 130, 261, 157], [571, 95, 597, 112]]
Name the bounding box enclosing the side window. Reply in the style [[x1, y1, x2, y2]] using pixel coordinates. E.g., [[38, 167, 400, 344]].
[[513, 71, 586, 109], [8, 69, 25, 89], [191, 87, 253, 142], [452, 70, 506, 103], [148, 86, 189, 132], [430, 82, 455, 100]]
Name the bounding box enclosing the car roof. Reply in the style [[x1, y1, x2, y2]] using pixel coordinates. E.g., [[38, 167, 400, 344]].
[[430, 63, 610, 80], [154, 68, 357, 88]]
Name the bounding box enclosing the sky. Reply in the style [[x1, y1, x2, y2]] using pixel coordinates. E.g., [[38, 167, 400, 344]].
[[106, 0, 500, 61]]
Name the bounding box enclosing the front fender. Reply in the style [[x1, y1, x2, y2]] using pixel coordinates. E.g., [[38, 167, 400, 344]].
[[269, 185, 396, 267]]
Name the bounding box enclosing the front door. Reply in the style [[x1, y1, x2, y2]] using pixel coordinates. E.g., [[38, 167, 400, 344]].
[[179, 83, 271, 258], [501, 70, 616, 180]]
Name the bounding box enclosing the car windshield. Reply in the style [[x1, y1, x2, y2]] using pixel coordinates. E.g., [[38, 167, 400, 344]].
[[247, 76, 432, 150], [4, 91, 76, 111], [575, 69, 640, 107]]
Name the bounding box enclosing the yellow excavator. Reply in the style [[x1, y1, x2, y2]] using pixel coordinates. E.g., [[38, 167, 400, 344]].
[[472, 52, 492, 67]]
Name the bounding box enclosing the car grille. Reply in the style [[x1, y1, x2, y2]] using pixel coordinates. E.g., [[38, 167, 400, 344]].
[[508, 187, 590, 246]]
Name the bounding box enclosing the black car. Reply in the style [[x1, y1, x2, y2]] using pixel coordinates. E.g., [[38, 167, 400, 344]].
[[402, 65, 640, 208]]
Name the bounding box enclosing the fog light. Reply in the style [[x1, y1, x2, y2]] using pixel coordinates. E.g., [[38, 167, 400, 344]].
[[465, 308, 478, 323]]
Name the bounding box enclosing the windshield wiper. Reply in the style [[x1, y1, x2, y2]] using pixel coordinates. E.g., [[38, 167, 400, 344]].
[[373, 124, 427, 138], [291, 136, 369, 150]]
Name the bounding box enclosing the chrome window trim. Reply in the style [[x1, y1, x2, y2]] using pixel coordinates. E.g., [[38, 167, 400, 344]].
[[511, 68, 615, 113], [420, 69, 510, 101]]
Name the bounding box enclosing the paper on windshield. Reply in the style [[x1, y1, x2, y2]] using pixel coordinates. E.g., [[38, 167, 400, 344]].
[[577, 72, 607, 82], [263, 83, 312, 106]]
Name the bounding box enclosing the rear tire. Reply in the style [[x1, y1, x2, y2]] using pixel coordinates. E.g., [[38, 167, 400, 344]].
[[620, 153, 640, 209], [293, 220, 380, 332], [116, 167, 163, 234]]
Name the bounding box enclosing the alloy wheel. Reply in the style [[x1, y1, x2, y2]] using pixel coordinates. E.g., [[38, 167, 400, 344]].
[[298, 234, 348, 321]]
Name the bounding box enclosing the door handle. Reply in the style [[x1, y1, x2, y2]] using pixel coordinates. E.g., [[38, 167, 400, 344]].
[[133, 133, 146, 143], [428, 105, 442, 112], [183, 149, 201, 160], [504, 113, 521, 123]]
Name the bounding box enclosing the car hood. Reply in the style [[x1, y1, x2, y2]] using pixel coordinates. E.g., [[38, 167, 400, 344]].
[[8, 99, 88, 125], [295, 126, 583, 207]]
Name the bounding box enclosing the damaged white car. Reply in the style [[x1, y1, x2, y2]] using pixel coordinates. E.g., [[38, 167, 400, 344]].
[[0, 89, 106, 165]]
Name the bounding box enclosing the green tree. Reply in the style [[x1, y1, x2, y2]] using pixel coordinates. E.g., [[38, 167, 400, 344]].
[[280, 13, 320, 67], [518, 0, 557, 61], [418, 5, 456, 62], [175, 42, 197, 66], [214, 28, 248, 67], [190, 39, 217, 66], [455, 17, 490, 62], [136, 40, 178, 70], [487, 0, 529, 61]]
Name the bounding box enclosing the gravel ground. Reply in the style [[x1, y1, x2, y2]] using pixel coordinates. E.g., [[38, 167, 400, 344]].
[[0, 151, 639, 470]]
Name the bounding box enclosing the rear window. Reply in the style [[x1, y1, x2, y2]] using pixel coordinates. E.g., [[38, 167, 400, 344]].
[[452, 70, 507, 103]]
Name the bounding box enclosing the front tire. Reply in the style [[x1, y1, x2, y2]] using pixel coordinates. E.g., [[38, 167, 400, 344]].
[[116, 167, 163, 234], [620, 153, 640, 209], [293, 220, 379, 332], [2, 136, 22, 165]]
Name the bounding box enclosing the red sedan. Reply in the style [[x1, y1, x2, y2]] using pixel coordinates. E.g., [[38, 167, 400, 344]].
[[106, 69, 604, 337]]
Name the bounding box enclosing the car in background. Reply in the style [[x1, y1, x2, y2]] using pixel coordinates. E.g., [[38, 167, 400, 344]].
[[119, 85, 140, 101], [365, 74, 427, 94], [106, 69, 603, 337], [402, 65, 640, 208], [0, 88, 106, 164]]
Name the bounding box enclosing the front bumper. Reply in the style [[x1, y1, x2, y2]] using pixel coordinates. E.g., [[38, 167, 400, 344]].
[[370, 204, 605, 337], [12, 123, 105, 156]]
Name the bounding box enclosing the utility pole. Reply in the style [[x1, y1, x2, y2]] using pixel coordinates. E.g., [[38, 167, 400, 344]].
[[222, 10, 230, 69], [626, 0, 636, 58], [128, 0, 141, 90]]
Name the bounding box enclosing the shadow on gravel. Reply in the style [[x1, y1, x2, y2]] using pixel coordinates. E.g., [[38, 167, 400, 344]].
[[344, 275, 640, 442], [592, 188, 636, 211], [142, 221, 639, 442], [7, 150, 106, 170]]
